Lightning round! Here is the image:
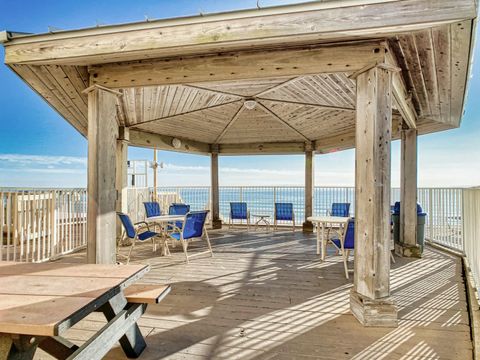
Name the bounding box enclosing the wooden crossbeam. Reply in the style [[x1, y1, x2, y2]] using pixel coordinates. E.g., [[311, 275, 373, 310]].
[[89, 42, 387, 88], [386, 50, 417, 128], [129, 129, 210, 154], [3, 0, 475, 65]]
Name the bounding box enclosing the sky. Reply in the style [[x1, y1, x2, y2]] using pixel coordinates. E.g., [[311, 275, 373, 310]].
[[0, 0, 479, 188]]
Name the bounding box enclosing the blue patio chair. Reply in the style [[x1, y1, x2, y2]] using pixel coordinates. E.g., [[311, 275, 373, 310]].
[[229, 202, 250, 229], [168, 203, 191, 231], [169, 210, 212, 263], [143, 201, 163, 232], [274, 203, 295, 232], [144, 201, 162, 218], [330, 218, 355, 279], [326, 203, 351, 238], [328, 203, 351, 217], [117, 212, 168, 264]]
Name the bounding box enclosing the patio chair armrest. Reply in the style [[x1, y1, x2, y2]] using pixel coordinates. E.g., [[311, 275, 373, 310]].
[[135, 221, 150, 231]]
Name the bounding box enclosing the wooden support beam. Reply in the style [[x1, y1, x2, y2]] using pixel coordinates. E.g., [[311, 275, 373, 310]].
[[210, 150, 222, 229], [218, 142, 306, 155], [89, 42, 387, 88], [302, 145, 314, 232], [86, 86, 119, 264], [396, 128, 421, 257], [116, 126, 129, 240], [3, 0, 475, 65], [129, 129, 210, 155], [350, 65, 397, 327]]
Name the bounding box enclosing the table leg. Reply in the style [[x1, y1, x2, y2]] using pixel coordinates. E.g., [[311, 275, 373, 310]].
[[316, 224, 320, 255], [38, 337, 79, 359], [100, 292, 147, 358], [321, 223, 326, 261], [0, 334, 42, 360]]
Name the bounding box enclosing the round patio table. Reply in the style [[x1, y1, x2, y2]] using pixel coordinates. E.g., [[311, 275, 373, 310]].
[[252, 214, 271, 232]]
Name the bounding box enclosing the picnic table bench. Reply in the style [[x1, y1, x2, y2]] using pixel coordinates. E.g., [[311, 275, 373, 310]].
[[0, 262, 170, 360]]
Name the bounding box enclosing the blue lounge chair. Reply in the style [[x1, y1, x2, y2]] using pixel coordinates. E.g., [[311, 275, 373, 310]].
[[117, 212, 167, 264], [328, 203, 351, 217], [229, 202, 250, 229], [330, 218, 355, 279], [274, 203, 295, 231], [169, 210, 212, 263]]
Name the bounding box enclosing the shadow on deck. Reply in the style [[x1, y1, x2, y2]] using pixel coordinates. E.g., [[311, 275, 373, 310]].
[[44, 229, 472, 360]]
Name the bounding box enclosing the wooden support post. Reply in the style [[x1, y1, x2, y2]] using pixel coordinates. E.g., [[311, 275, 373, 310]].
[[116, 127, 129, 241], [153, 149, 158, 201], [396, 128, 421, 257], [86, 86, 120, 264], [210, 150, 222, 229], [302, 144, 314, 232], [350, 65, 398, 327]]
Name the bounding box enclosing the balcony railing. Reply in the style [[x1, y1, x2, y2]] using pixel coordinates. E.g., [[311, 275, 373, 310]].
[[1, 185, 478, 296], [1, 188, 87, 262]]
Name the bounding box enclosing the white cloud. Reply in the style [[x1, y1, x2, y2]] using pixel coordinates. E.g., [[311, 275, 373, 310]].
[[0, 154, 86, 166]]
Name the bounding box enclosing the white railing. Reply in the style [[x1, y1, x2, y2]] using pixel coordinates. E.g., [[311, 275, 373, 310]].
[[1, 189, 87, 262], [462, 188, 480, 295], [1, 186, 473, 278]]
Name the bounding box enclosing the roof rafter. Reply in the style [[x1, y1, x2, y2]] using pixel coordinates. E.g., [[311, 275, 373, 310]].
[[127, 99, 242, 128]]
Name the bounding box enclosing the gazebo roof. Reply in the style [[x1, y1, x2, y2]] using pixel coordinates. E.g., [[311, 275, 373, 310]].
[[1, 0, 477, 154]]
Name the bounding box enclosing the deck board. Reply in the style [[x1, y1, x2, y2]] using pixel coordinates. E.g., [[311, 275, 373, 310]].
[[36, 229, 472, 359]]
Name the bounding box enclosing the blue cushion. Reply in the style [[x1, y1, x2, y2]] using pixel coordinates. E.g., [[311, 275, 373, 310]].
[[275, 203, 294, 221], [331, 203, 350, 217], [331, 239, 341, 248], [144, 202, 161, 218], [170, 232, 181, 241], [230, 202, 248, 220], [138, 231, 158, 241]]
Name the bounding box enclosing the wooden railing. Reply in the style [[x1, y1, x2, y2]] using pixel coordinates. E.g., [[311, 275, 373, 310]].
[[1, 189, 87, 262]]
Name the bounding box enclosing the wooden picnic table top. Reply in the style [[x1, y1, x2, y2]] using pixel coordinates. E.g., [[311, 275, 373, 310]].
[[0, 262, 149, 337]]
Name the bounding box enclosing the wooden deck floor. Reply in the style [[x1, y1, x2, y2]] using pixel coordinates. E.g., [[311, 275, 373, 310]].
[[39, 229, 472, 359]]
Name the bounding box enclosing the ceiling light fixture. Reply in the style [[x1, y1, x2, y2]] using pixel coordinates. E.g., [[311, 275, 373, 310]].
[[243, 99, 257, 110]]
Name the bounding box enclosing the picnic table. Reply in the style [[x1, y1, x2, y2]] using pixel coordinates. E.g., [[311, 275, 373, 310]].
[[307, 216, 352, 260], [0, 262, 170, 360]]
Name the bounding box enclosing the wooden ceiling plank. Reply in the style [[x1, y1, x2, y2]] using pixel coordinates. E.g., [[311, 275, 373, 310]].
[[450, 20, 473, 127], [45, 65, 88, 115], [414, 30, 441, 117], [253, 77, 299, 97], [130, 99, 241, 127], [8, 64, 87, 134], [33, 65, 87, 124], [214, 105, 245, 144], [60, 65, 88, 106], [184, 84, 242, 98], [431, 25, 451, 125], [89, 42, 387, 88], [257, 102, 310, 142], [397, 34, 431, 116], [258, 97, 355, 112]]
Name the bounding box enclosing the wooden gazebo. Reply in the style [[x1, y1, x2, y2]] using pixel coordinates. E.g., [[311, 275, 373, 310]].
[[1, 0, 476, 327]]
